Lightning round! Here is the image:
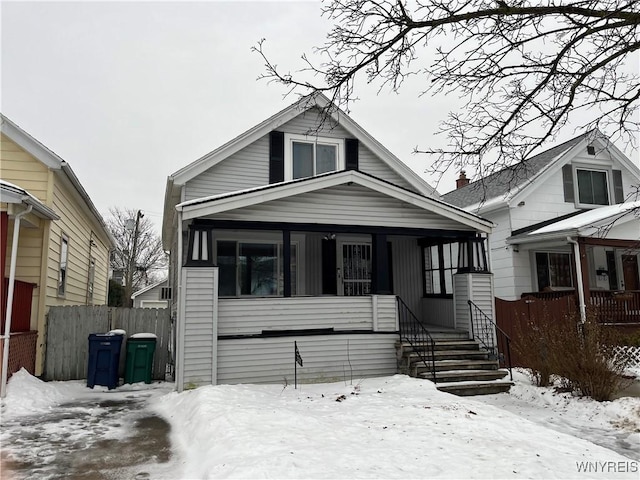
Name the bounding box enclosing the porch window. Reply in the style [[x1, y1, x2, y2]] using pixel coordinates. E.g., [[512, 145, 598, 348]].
[[217, 240, 297, 297], [284, 134, 344, 180], [58, 235, 69, 297], [423, 242, 458, 296], [576, 169, 609, 206], [535, 252, 574, 291]]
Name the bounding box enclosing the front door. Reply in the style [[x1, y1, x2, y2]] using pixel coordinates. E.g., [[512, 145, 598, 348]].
[[338, 242, 371, 296], [622, 254, 639, 290]]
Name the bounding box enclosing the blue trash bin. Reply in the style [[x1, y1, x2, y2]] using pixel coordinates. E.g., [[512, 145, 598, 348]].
[[87, 333, 124, 389]]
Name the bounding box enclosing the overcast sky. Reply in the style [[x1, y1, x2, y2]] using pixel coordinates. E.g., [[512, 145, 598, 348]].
[[2, 1, 638, 233]]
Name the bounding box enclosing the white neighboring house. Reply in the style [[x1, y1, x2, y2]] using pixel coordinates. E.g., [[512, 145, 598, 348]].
[[131, 280, 171, 309], [162, 93, 499, 392], [442, 130, 640, 324]]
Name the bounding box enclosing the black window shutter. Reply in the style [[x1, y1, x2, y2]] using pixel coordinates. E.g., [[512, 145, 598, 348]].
[[562, 164, 574, 203], [612, 170, 624, 204], [345, 138, 359, 171], [269, 131, 285, 183], [321, 238, 337, 295]]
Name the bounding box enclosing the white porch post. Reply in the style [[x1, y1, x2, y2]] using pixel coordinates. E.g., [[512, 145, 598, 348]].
[[568, 237, 587, 323], [1, 205, 32, 399]]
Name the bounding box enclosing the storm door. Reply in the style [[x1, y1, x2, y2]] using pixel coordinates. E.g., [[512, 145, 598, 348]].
[[338, 242, 372, 296]]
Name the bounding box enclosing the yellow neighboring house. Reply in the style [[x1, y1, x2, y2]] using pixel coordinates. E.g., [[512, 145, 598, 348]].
[[1, 114, 114, 377]]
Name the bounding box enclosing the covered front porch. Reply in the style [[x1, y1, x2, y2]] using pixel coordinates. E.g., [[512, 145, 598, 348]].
[[173, 171, 496, 389], [508, 201, 640, 326]]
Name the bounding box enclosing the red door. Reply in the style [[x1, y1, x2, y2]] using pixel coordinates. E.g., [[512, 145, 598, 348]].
[[622, 254, 639, 290]]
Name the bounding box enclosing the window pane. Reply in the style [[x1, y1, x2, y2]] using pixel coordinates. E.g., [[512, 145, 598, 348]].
[[240, 243, 278, 295], [217, 241, 237, 296], [58, 237, 68, 296], [591, 171, 608, 205], [191, 231, 200, 261], [316, 144, 337, 174], [536, 252, 549, 291], [292, 142, 313, 179], [577, 169, 609, 205], [548, 253, 573, 287], [200, 231, 208, 261], [431, 271, 441, 294]]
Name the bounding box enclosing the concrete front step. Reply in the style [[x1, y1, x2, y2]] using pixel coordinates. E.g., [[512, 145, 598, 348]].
[[413, 359, 500, 374], [397, 340, 481, 352], [407, 350, 489, 363], [436, 380, 514, 396], [425, 369, 510, 383]]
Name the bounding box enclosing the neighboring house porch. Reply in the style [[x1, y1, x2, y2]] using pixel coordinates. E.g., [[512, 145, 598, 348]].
[[507, 201, 640, 326]]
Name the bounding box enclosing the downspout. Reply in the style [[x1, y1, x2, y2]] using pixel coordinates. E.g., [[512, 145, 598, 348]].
[[176, 208, 185, 392], [567, 236, 587, 323], [1, 204, 33, 399]]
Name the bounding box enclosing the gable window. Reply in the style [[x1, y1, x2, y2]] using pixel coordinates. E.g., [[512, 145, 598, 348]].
[[576, 169, 609, 206], [535, 252, 574, 291], [217, 240, 297, 297], [423, 242, 458, 296], [284, 134, 344, 180], [186, 228, 213, 266], [58, 235, 69, 297]]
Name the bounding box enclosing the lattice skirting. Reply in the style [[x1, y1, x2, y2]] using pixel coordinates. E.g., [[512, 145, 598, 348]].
[[614, 345, 640, 368], [0, 331, 37, 379]]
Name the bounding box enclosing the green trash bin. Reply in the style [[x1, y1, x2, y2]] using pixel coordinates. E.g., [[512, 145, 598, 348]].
[[124, 333, 157, 384]]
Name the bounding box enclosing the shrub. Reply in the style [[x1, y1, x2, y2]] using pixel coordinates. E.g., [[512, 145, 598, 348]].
[[512, 307, 632, 401]]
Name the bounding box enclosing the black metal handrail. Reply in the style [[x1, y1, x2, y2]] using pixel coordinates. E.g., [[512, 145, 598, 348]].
[[468, 300, 513, 380], [397, 296, 436, 382]]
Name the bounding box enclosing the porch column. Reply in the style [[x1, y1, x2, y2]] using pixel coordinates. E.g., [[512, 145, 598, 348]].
[[283, 230, 291, 297], [371, 233, 391, 294]]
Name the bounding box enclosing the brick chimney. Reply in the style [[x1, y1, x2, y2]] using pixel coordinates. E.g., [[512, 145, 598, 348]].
[[456, 171, 470, 189]]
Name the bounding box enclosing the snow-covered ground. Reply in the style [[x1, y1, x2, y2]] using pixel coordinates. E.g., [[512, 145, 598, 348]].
[[1, 369, 638, 479]]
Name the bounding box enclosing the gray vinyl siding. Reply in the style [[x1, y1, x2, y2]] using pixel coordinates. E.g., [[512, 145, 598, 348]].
[[390, 236, 423, 316], [216, 333, 397, 384], [453, 273, 494, 343], [183, 108, 418, 200], [212, 185, 473, 230], [218, 296, 397, 336], [132, 284, 168, 308], [184, 136, 270, 200], [181, 268, 218, 389]]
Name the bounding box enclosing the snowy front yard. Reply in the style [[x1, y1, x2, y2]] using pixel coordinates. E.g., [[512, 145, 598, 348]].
[[1, 370, 638, 479]]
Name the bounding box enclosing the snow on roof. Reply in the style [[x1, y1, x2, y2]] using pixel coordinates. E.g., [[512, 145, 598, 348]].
[[0, 179, 59, 220], [523, 201, 640, 237]]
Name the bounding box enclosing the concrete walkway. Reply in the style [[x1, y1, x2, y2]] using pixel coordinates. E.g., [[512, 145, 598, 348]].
[[1, 386, 177, 479]]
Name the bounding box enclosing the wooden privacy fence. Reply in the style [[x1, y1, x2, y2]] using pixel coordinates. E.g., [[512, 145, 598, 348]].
[[495, 295, 577, 367], [44, 305, 171, 382]]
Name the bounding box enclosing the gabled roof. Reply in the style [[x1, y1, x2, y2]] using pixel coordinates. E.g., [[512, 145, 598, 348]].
[[167, 93, 437, 197], [131, 279, 168, 300], [1, 114, 115, 247], [507, 201, 640, 244], [442, 131, 593, 210], [178, 169, 493, 233]]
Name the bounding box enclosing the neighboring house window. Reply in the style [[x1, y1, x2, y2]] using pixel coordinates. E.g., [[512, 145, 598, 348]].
[[535, 252, 574, 291], [186, 228, 213, 266], [576, 169, 609, 206], [87, 257, 95, 302], [160, 287, 172, 300], [284, 134, 345, 180], [217, 240, 297, 296], [423, 242, 458, 296], [58, 235, 69, 296]]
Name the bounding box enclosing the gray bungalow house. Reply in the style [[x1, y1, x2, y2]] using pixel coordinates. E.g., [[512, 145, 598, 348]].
[[162, 94, 499, 392]]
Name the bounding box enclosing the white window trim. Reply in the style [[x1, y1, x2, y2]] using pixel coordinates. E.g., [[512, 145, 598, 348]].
[[283, 133, 345, 181], [572, 164, 613, 209]]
